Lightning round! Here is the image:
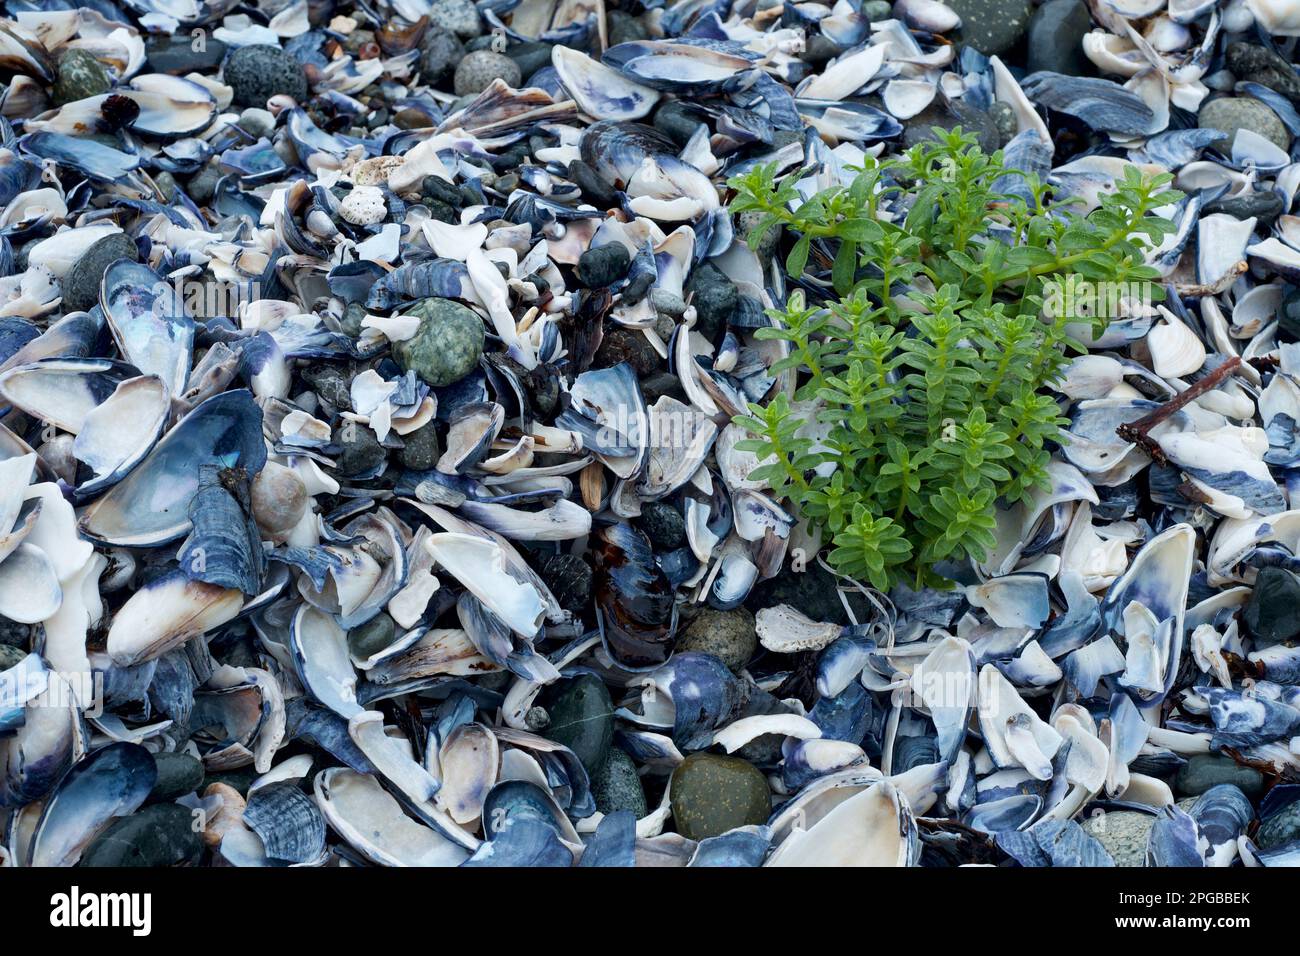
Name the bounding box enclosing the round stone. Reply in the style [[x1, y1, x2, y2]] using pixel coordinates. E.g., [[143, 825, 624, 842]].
[[348, 613, 398, 659], [859, 0, 892, 19], [678, 607, 757, 672], [186, 163, 222, 204], [223, 45, 308, 109], [80, 803, 203, 867], [1175, 753, 1266, 799], [1198, 96, 1290, 152], [635, 501, 686, 552], [544, 674, 614, 776], [392, 297, 485, 387], [577, 243, 631, 288], [63, 232, 139, 314], [1025, 0, 1092, 77], [453, 50, 521, 97], [670, 753, 771, 840], [52, 49, 110, 106], [1080, 810, 1154, 867], [420, 31, 465, 81], [591, 746, 647, 817], [148, 752, 205, 803], [945, 0, 1033, 55], [539, 553, 592, 615]]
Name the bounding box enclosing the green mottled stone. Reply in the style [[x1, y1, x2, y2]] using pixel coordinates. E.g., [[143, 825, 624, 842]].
[[80, 804, 203, 867], [52, 49, 110, 106], [392, 297, 485, 387], [677, 607, 757, 673], [1081, 810, 1154, 867], [591, 747, 647, 817], [670, 753, 771, 840], [545, 674, 614, 776], [148, 752, 205, 803], [1257, 800, 1300, 849], [0, 645, 25, 670], [1175, 753, 1265, 799]]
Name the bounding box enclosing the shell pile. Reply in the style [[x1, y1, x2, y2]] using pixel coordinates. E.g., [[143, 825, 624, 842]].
[[3, 0, 1300, 869]]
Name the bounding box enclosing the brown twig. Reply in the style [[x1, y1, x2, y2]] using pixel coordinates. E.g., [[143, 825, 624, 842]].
[[1115, 355, 1242, 464]]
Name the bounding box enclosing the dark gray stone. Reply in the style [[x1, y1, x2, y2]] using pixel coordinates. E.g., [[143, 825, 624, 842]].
[[1026, 0, 1092, 77], [1243, 567, 1300, 648], [224, 45, 307, 109], [545, 674, 614, 776], [947, 0, 1034, 55], [80, 804, 203, 867], [148, 752, 205, 803], [636, 501, 686, 552], [591, 747, 647, 816], [63, 232, 139, 313]]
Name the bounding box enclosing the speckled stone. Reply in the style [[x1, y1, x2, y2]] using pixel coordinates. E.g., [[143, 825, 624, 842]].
[[591, 746, 647, 817], [63, 232, 139, 313], [946, 0, 1033, 55], [80, 804, 203, 867], [678, 607, 757, 672], [1175, 753, 1266, 799], [594, 327, 660, 376], [52, 49, 110, 105], [670, 753, 771, 840], [453, 50, 521, 96], [224, 44, 308, 108], [635, 501, 686, 551], [420, 31, 465, 81], [1198, 96, 1291, 152], [147, 752, 205, 803], [392, 297, 485, 387], [429, 0, 483, 38], [398, 421, 442, 469], [539, 553, 591, 615], [1081, 810, 1155, 867], [332, 419, 387, 477], [544, 674, 614, 776], [348, 612, 397, 659], [577, 243, 631, 288]]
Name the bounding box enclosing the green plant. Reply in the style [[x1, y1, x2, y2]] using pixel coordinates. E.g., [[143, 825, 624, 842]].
[[728, 129, 1181, 591]]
